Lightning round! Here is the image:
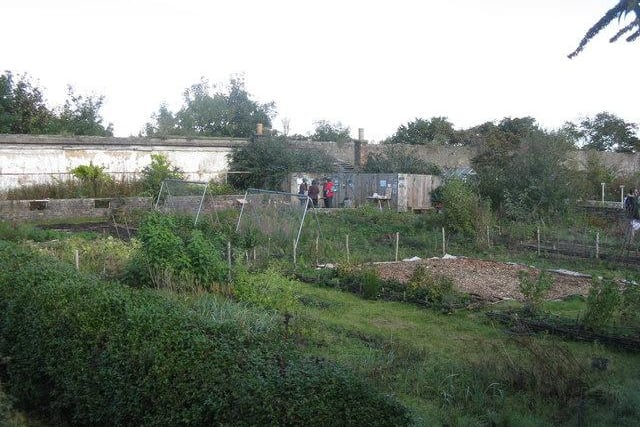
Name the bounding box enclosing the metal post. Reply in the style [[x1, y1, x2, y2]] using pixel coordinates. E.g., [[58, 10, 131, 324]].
[[621, 185, 625, 207], [596, 232, 600, 259], [442, 227, 446, 257], [601, 182, 605, 204], [537, 227, 541, 256]]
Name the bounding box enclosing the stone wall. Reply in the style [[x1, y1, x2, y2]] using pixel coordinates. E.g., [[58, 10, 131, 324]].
[[0, 134, 246, 191], [2, 134, 640, 194], [0, 195, 245, 222]]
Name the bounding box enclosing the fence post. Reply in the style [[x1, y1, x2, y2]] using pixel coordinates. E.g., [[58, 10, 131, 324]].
[[486, 225, 490, 248], [596, 232, 600, 259], [315, 234, 320, 266], [537, 227, 541, 256], [395, 232, 400, 262], [346, 234, 350, 263], [227, 241, 232, 281], [442, 227, 446, 257], [74, 249, 80, 271]]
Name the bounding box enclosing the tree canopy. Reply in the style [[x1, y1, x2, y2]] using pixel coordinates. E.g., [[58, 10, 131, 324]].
[[227, 136, 335, 190], [387, 117, 458, 145], [0, 71, 113, 136], [561, 112, 639, 152], [310, 120, 351, 143], [569, 0, 640, 58], [145, 76, 276, 138]]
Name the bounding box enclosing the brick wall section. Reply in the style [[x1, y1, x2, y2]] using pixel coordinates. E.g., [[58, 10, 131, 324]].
[[0, 195, 245, 222]]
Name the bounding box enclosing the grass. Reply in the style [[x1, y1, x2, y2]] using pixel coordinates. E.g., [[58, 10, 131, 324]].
[[282, 279, 640, 426]]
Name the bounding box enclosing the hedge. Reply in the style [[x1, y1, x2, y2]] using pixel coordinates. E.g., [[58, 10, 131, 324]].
[[0, 242, 410, 426]]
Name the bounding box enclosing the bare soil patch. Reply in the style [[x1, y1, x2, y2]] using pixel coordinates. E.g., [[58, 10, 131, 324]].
[[373, 257, 592, 302]]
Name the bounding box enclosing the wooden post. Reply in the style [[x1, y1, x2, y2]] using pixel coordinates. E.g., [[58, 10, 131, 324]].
[[74, 249, 80, 271], [346, 234, 350, 263], [486, 225, 490, 248], [395, 232, 399, 262], [596, 232, 600, 259], [537, 227, 541, 256], [227, 241, 232, 281], [315, 234, 319, 266], [442, 227, 446, 257]]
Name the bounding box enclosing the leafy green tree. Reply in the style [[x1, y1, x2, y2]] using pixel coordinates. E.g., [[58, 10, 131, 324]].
[[56, 86, 113, 136], [569, 0, 640, 58], [145, 76, 276, 138], [363, 145, 441, 175], [0, 71, 113, 136], [70, 162, 112, 197], [310, 120, 351, 143], [472, 126, 573, 219], [0, 71, 54, 134], [143, 103, 178, 137], [140, 154, 184, 198], [228, 136, 336, 190], [562, 112, 639, 152], [389, 117, 458, 145]]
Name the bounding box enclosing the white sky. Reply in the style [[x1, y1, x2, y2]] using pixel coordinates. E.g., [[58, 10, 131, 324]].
[[2, 0, 639, 142]]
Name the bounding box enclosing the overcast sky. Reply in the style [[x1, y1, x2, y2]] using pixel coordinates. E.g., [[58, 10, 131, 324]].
[[3, 0, 639, 142]]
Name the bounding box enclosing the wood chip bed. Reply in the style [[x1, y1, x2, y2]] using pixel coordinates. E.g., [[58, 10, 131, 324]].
[[372, 257, 592, 302]]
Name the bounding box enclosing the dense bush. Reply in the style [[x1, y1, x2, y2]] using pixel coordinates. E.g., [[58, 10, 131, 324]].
[[125, 212, 229, 290], [0, 242, 410, 426]]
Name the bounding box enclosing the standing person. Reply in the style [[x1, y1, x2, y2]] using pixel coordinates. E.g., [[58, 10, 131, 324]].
[[298, 178, 308, 206], [323, 177, 334, 208], [624, 188, 640, 240], [308, 179, 320, 208]]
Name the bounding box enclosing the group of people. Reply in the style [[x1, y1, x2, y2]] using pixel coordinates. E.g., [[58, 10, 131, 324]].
[[624, 188, 640, 239], [298, 177, 334, 208]]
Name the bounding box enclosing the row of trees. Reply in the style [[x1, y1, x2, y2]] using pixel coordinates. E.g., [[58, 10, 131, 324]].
[[384, 114, 640, 153], [0, 71, 113, 136], [3, 70, 639, 153]]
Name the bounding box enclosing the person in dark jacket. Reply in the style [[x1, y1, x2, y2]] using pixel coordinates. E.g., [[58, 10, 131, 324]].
[[308, 179, 320, 208], [624, 188, 640, 240]]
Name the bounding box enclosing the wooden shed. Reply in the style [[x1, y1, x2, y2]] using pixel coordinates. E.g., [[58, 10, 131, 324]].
[[287, 173, 441, 212]]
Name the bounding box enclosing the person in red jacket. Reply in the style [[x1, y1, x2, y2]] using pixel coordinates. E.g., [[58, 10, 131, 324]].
[[323, 177, 334, 208]]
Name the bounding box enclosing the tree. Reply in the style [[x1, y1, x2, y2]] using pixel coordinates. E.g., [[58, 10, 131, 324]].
[[145, 76, 276, 138], [363, 145, 441, 175], [569, 0, 640, 58], [473, 130, 573, 219], [562, 112, 639, 152], [0, 71, 54, 134], [227, 136, 336, 190], [310, 120, 351, 143], [56, 85, 113, 136], [389, 117, 458, 145], [0, 70, 113, 136]]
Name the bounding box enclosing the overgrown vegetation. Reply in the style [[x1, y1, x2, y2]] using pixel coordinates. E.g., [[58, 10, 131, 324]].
[[0, 242, 410, 426]]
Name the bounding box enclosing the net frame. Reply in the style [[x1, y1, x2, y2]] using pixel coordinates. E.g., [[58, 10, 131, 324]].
[[235, 188, 320, 251], [155, 179, 211, 226]]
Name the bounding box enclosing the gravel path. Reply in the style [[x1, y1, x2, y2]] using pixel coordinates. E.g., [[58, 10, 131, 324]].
[[373, 257, 592, 302]]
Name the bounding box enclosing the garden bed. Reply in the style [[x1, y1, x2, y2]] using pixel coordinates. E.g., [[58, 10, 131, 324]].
[[372, 257, 592, 302]]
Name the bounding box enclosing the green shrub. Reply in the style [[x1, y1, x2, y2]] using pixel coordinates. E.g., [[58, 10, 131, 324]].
[[620, 283, 640, 327], [518, 270, 553, 314], [406, 266, 458, 309], [0, 243, 410, 426], [233, 268, 299, 312], [126, 212, 229, 290], [582, 277, 621, 329]]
